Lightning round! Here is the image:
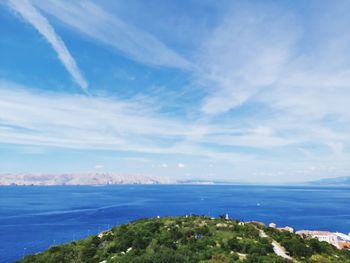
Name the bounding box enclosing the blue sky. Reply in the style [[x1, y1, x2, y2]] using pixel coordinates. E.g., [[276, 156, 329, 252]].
[[1, 0, 350, 183]]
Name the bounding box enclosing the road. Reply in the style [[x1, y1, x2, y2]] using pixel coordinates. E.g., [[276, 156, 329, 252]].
[[272, 240, 293, 260], [259, 230, 295, 262]]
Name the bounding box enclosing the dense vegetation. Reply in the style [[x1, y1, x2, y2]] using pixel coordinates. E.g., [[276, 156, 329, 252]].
[[18, 216, 350, 263], [265, 227, 350, 262]]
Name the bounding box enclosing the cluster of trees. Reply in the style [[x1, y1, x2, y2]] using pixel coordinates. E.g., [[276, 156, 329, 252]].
[[226, 236, 273, 256], [18, 216, 350, 263]]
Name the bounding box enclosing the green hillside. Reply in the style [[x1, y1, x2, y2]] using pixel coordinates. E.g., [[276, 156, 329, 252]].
[[18, 216, 350, 263]]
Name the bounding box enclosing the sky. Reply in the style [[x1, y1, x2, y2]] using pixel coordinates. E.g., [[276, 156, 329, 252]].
[[1, 0, 350, 183]]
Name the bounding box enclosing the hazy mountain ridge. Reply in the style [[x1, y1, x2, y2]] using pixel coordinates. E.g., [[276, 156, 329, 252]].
[[307, 176, 350, 186], [0, 172, 175, 185]]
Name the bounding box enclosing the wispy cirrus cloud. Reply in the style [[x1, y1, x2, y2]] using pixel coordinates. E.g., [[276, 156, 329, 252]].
[[192, 2, 350, 155], [0, 79, 349, 182], [31, 0, 191, 69], [196, 4, 298, 115], [0, 79, 348, 157], [195, 2, 350, 120], [0, 80, 286, 159], [8, 0, 88, 92]]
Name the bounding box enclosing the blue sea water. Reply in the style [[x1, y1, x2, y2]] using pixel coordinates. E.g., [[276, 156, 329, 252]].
[[1, 185, 350, 262]]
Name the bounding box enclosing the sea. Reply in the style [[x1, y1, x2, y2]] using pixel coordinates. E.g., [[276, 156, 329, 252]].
[[1, 185, 350, 262]]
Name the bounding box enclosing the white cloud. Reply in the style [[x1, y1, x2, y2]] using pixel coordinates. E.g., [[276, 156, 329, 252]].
[[1, 79, 349, 163], [94, 164, 104, 169], [196, 5, 297, 115], [0, 80, 263, 166], [192, 2, 350, 157], [1, 73, 350, 183], [177, 163, 185, 168], [31, 0, 191, 69], [8, 0, 88, 92]]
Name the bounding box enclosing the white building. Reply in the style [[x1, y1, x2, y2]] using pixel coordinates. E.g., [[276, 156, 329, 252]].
[[269, 222, 276, 228], [278, 226, 294, 233], [269, 223, 294, 233], [296, 230, 338, 246], [335, 232, 350, 242]]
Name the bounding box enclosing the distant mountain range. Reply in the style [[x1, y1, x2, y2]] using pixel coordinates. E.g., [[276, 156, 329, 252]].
[[307, 176, 350, 186], [0, 172, 175, 186], [3, 173, 349, 186]]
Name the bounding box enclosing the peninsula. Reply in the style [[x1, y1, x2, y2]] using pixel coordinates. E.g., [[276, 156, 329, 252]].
[[18, 215, 350, 263]]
